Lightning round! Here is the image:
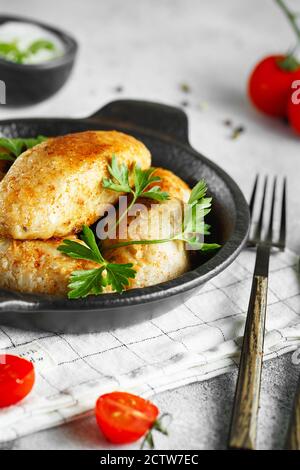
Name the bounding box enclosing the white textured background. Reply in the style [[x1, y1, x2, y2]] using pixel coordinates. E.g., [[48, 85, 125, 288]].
[[0, 0, 300, 450]]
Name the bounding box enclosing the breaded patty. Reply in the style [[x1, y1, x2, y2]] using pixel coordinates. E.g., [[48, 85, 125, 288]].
[[0, 237, 99, 296], [0, 168, 191, 296], [102, 168, 191, 289], [148, 167, 191, 202], [0, 131, 151, 240], [103, 199, 191, 290]]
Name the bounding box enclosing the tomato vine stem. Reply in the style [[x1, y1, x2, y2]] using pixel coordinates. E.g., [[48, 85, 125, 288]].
[[275, 0, 300, 42]]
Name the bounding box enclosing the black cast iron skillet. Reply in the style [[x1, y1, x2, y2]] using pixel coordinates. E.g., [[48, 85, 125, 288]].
[[0, 100, 249, 333]]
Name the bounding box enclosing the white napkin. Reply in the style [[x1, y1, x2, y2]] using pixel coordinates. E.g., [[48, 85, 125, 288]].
[[0, 249, 299, 443]]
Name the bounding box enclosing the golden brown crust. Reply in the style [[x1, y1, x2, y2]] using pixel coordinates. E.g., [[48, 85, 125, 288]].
[[150, 167, 191, 202], [0, 131, 151, 240], [0, 237, 99, 296]]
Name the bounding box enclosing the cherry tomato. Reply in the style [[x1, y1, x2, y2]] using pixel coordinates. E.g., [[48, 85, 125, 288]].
[[248, 55, 300, 117], [95, 391, 159, 444], [0, 354, 35, 407]]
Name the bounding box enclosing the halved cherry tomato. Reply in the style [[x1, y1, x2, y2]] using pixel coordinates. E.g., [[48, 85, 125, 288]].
[[248, 55, 300, 117], [95, 391, 159, 444], [0, 354, 35, 407]]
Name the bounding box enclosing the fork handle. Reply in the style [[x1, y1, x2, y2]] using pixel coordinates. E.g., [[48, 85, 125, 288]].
[[286, 379, 300, 450], [229, 245, 270, 450]]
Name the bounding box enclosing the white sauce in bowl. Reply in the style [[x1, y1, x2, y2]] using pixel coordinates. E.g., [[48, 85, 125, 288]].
[[0, 21, 64, 64]]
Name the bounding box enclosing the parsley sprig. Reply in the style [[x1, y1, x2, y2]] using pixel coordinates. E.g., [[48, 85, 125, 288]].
[[58, 159, 220, 299], [58, 225, 136, 299], [103, 155, 169, 232], [0, 136, 47, 162], [174, 180, 220, 250], [107, 180, 221, 252]]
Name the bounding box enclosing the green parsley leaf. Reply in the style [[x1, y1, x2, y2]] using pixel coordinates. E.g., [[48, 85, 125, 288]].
[[80, 225, 105, 263], [58, 239, 100, 264], [200, 243, 221, 251], [174, 183, 220, 249], [0, 41, 25, 63], [0, 135, 47, 161], [105, 263, 136, 293], [0, 39, 56, 64], [141, 185, 169, 201], [104, 178, 220, 253], [67, 268, 105, 299], [58, 226, 105, 264], [133, 166, 161, 195], [188, 179, 207, 206], [175, 234, 220, 251], [183, 197, 212, 234], [103, 157, 170, 201], [102, 157, 169, 234], [58, 225, 136, 299], [27, 40, 56, 55], [203, 224, 211, 235], [103, 155, 131, 193]]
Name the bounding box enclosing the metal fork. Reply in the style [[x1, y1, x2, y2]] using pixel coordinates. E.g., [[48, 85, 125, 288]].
[[228, 175, 287, 450]]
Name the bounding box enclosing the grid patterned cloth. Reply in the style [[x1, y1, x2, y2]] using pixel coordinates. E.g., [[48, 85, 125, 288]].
[[0, 248, 299, 443]]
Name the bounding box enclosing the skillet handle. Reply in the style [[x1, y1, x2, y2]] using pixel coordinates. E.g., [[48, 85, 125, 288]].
[[87, 99, 189, 145], [0, 291, 36, 312]]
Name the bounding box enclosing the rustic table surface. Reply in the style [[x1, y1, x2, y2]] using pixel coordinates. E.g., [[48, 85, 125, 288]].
[[0, 0, 300, 450]]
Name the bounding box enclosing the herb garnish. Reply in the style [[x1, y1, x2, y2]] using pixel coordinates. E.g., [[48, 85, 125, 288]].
[[107, 179, 221, 252], [58, 225, 136, 299], [0, 39, 56, 64], [58, 159, 220, 299], [0, 136, 47, 161], [58, 159, 169, 298], [103, 155, 169, 231]]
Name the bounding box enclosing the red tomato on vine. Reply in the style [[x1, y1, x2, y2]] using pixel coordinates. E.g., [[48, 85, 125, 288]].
[[248, 0, 300, 127], [248, 55, 300, 117]]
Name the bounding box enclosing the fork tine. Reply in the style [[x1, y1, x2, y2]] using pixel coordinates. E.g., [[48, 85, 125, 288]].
[[253, 176, 268, 242], [266, 177, 277, 242], [249, 174, 259, 220], [278, 177, 287, 250]]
